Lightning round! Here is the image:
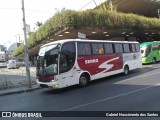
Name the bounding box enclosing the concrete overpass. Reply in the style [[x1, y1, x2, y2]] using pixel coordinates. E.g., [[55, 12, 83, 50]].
[[100, 0, 160, 18]]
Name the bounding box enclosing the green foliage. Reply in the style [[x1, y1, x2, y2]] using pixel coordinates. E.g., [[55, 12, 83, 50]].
[[13, 9, 160, 57], [12, 43, 24, 57]]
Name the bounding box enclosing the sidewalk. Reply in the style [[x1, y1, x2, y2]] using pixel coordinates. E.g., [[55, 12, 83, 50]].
[[0, 66, 42, 96], [0, 84, 41, 96]]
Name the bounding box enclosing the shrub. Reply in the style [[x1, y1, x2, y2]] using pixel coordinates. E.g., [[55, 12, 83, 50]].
[[13, 9, 160, 57]]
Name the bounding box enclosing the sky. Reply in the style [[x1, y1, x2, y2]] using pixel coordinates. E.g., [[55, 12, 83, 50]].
[[0, 0, 105, 48]]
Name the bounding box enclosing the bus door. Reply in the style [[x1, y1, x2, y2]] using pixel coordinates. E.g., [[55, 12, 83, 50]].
[[130, 43, 140, 68], [58, 42, 76, 87], [152, 44, 160, 61]]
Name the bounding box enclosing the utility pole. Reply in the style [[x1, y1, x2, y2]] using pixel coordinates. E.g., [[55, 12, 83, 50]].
[[22, 0, 32, 88]]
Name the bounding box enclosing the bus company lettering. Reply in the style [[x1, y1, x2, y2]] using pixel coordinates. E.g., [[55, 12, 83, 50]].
[[85, 59, 99, 64]]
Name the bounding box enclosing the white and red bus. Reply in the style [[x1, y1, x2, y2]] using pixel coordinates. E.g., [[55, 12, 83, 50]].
[[36, 39, 142, 89]]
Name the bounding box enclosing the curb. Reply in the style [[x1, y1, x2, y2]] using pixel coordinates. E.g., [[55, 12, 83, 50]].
[[0, 85, 41, 96]]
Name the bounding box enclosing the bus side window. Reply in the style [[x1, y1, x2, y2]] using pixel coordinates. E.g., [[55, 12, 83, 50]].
[[123, 44, 130, 53], [60, 54, 67, 67], [77, 43, 91, 56], [77, 43, 85, 56], [130, 44, 136, 52], [145, 45, 152, 56], [158, 44, 160, 50], [85, 43, 91, 55], [135, 43, 140, 52], [104, 43, 114, 54], [92, 43, 104, 55], [152, 44, 159, 51], [114, 43, 123, 53]]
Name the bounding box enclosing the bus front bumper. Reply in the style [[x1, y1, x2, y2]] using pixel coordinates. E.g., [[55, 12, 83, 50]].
[[141, 57, 150, 64], [37, 80, 60, 89]]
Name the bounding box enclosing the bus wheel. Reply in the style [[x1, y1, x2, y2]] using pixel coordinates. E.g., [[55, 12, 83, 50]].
[[79, 74, 88, 87], [124, 65, 129, 75], [152, 57, 156, 64]]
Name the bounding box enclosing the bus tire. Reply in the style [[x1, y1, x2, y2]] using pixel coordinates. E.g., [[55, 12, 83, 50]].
[[79, 73, 89, 87], [152, 57, 156, 64], [123, 65, 129, 75]]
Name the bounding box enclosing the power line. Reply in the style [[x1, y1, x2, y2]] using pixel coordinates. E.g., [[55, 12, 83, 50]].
[[78, 0, 95, 11], [93, 0, 98, 7], [25, 9, 54, 14], [0, 7, 53, 14], [1, 0, 98, 14], [0, 8, 20, 10]]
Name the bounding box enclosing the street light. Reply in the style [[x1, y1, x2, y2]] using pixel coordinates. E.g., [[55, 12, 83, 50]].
[[158, 9, 160, 19]]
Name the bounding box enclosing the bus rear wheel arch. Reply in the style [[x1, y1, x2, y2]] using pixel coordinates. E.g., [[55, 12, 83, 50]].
[[79, 73, 90, 87], [123, 65, 129, 75]]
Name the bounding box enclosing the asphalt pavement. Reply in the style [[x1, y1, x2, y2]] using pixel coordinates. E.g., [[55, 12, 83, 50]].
[[0, 84, 41, 96], [0, 63, 159, 97], [1, 63, 160, 120]]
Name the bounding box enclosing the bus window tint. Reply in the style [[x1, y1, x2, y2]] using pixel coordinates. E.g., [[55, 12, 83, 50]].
[[92, 43, 104, 54], [145, 45, 152, 57], [152, 44, 159, 51], [130, 44, 136, 52], [77, 43, 91, 56], [135, 43, 140, 52], [114, 43, 123, 53], [123, 44, 130, 53], [60, 42, 76, 73], [104, 43, 114, 54], [158, 44, 160, 50]]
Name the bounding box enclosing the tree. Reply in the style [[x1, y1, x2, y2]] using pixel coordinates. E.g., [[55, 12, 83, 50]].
[[34, 21, 43, 30]]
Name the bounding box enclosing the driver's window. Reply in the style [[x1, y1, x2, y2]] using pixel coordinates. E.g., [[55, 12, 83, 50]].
[[146, 45, 151, 56], [60, 54, 67, 67], [60, 42, 76, 73]]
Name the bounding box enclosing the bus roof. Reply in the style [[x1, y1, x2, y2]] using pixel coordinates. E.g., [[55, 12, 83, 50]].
[[41, 39, 139, 48], [140, 41, 160, 47]]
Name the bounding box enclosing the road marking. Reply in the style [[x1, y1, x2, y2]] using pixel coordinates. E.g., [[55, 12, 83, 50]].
[[152, 66, 160, 69], [142, 65, 160, 69], [142, 65, 153, 68], [63, 83, 160, 111], [156, 83, 160, 86]]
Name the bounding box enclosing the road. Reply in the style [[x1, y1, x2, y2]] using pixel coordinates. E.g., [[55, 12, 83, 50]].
[[0, 64, 160, 120]]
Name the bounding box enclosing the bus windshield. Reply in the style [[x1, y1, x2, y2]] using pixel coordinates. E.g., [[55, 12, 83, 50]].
[[37, 44, 60, 76], [140, 45, 152, 57]]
